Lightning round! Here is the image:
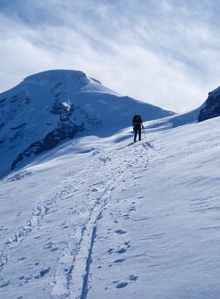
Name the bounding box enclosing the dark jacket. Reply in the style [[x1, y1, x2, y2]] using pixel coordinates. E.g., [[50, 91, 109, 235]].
[[132, 115, 143, 128]]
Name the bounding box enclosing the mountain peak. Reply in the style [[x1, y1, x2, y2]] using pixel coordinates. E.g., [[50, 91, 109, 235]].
[[23, 69, 88, 85], [0, 69, 173, 177], [22, 69, 92, 95]]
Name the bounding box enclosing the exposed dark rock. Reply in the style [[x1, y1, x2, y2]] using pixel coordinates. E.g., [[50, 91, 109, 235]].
[[0, 98, 6, 104], [25, 97, 31, 104], [75, 105, 101, 125], [11, 122, 84, 169], [10, 93, 25, 103], [51, 101, 74, 121], [9, 130, 23, 143], [11, 123, 27, 130], [198, 88, 220, 122]]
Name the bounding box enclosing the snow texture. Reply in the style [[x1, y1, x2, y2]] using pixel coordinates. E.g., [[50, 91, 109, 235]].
[[1, 112, 220, 299]]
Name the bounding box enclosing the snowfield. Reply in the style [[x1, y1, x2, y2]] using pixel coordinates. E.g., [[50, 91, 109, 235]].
[[0, 115, 220, 299]]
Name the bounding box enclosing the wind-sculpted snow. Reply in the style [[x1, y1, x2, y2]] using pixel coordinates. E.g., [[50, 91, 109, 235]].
[[1, 91, 220, 298], [0, 69, 173, 178]]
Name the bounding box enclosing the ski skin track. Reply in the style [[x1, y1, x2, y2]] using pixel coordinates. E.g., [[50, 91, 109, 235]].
[[0, 135, 152, 299], [68, 140, 151, 299], [49, 142, 134, 299], [80, 210, 103, 299], [67, 180, 117, 299], [80, 223, 97, 299]]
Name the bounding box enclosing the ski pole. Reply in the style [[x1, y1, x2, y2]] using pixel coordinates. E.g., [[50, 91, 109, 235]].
[[142, 126, 146, 142]]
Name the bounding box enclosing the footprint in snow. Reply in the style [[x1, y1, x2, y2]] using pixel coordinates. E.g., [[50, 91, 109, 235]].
[[40, 267, 51, 277], [123, 214, 130, 219], [44, 242, 53, 249], [62, 225, 69, 229], [114, 258, 125, 263], [124, 241, 131, 247], [108, 248, 114, 254], [34, 267, 51, 279], [116, 282, 128, 288], [128, 274, 138, 281], [134, 176, 142, 180], [129, 206, 136, 212], [115, 229, 126, 234], [51, 247, 59, 252], [19, 276, 25, 280], [0, 280, 10, 288], [18, 257, 27, 261], [113, 275, 138, 289], [116, 248, 126, 254]]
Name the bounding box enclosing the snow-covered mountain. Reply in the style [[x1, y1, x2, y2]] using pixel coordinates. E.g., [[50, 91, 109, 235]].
[[0, 70, 173, 178], [1, 70, 220, 298], [0, 114, 220, 299]]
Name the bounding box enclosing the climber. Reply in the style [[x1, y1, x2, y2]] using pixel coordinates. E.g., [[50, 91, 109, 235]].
[[132, 114, 144, 142]]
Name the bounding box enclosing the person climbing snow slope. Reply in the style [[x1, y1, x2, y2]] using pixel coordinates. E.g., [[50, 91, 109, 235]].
[[132, 114, 144, 142]]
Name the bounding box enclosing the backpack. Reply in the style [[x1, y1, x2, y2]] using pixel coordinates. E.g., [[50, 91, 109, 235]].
[[133, 114, 141, 126]]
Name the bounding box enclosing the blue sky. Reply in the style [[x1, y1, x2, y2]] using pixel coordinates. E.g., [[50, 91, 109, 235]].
[[1, 0, 220, 112]]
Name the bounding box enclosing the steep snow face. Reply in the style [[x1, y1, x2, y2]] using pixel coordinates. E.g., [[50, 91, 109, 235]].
[[198, 86, 220, 122], [0, 70, 173, 178], [0, 116, 220, 299]]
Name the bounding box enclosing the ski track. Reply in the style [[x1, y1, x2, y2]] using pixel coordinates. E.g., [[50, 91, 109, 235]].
[[48, 140, 153, 299], [64, 140, 153, 299], [0, 139, 155, 298]]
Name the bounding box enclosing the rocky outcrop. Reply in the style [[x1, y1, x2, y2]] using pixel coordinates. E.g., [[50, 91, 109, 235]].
[[11, 122, 84, 169], [198, 87, 220, 122]]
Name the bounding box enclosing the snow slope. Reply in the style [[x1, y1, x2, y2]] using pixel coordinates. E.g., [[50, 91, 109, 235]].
[[0, 69, 173, 179], [0, 115, 220, 299]]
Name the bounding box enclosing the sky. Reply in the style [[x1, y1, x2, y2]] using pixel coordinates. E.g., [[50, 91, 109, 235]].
[[1, 0, 220, 113]]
